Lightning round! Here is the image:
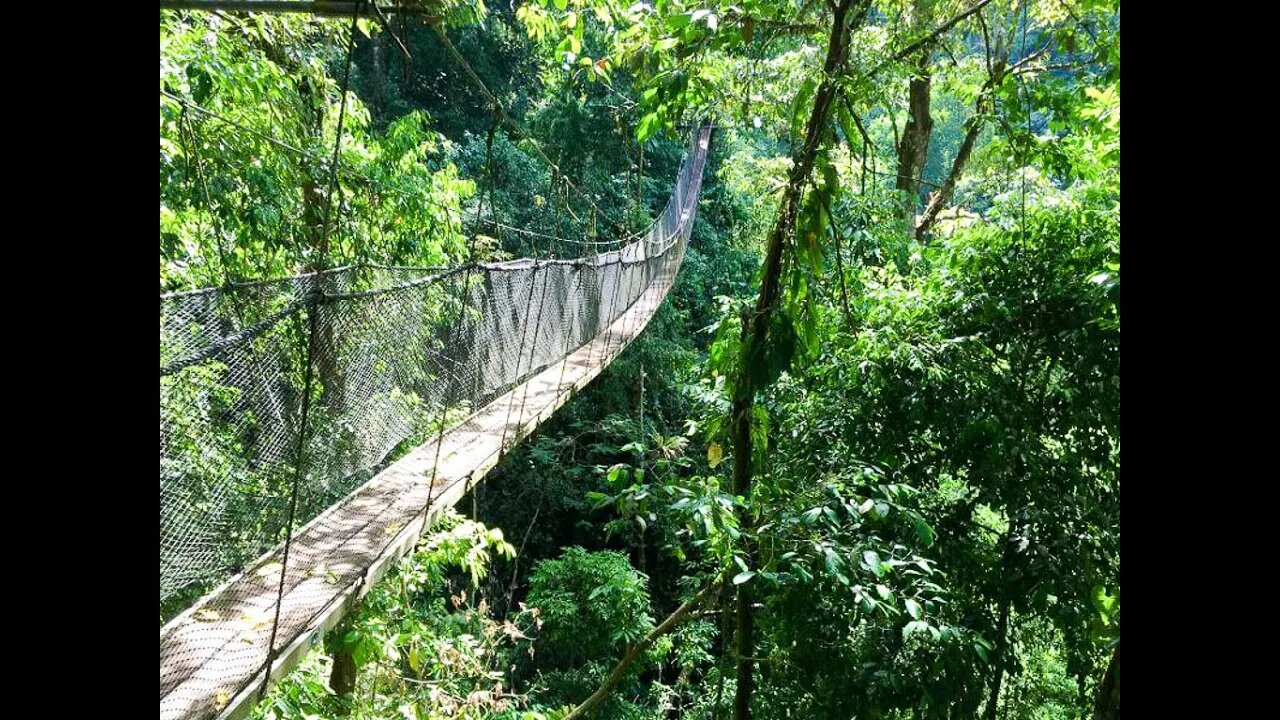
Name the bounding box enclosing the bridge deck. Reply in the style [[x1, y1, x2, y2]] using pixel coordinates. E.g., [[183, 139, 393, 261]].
[[159, 264, 677, 720]]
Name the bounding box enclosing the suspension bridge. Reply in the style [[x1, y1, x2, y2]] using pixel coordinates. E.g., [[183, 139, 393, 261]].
[[160, 99, 711, 717]]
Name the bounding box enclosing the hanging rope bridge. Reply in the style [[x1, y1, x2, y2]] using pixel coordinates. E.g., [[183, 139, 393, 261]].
[[160, 123, 711, 720]]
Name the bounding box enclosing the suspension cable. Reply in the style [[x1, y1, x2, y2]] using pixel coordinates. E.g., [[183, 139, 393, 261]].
[[257, 0, 362, 702], [427, 21, 611, 226], [160, 89, 452, 212], [488, 220, 622, 248], [176, 104, 234, 284], [413, 108, 498, 556]]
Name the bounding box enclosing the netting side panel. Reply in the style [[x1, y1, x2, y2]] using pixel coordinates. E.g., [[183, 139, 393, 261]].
[[473, 267, 540, 406], [528, 264, 572, 377], [597, 261, 622, 336], [302, 274, 455, 510], [562, 263, 602, 370], [160, 292, 310, 622]]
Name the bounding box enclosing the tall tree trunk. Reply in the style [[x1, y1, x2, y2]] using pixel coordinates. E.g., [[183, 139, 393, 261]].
[[731, 583, 756, 720], [895, 49, 933, 224], [238, 30, 348, 435], [327, 616, 358, 715], [984, 515, 1022, 720], [329, 645, 357, 709], [984, 591, 1012, 720], [296, 78, 346, 408], [1092, 641, 1120, 720], [914, 109, 978, 243], [730, 2, 864, 718], [915, 57, 1007, 242]]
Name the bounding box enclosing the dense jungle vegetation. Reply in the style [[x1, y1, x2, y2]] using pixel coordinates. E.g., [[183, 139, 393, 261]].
[[159, 1, 1119, 718]]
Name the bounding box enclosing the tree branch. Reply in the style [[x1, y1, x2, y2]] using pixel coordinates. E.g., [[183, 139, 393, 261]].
[[1054, 0, 1100, 45], [913, 57, 1006, 242], [1006, 40, 1055, 73], [868, 0, 997, 76], [562, 579, 722, 720], [843, 96, 876, 155], [819, 192, 854, 328], [1009, 54, 1102, 76]]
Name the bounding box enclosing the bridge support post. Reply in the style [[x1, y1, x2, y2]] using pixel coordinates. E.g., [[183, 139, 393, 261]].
[[326, 625, 358, 712]]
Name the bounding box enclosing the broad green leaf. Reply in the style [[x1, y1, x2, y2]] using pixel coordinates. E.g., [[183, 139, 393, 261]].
[[905, 598, 921, 619], [904, 620, 930, 639], [862, 550, 881, 575]]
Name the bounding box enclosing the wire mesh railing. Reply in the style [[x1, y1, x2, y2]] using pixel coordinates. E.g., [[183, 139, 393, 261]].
[[159, 125, 711, 643]]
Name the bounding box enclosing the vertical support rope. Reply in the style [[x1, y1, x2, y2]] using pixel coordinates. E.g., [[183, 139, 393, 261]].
[[580, 184, 604, 373], [498, 256, 544, 452], [553, 262, 582, 403], [599, 255, 624, 369], [514, 256, 552, 434], [257, 0, 363, 702], [416, 207, 469, 531], [638, 363, 645, 442], [617, 134, 645, 356], [550, 175, 577, 402], [314, 11, 361, 271], [179, 105, 235, 286], [419, 107, 499, 536], [256, 300, 320, 703]]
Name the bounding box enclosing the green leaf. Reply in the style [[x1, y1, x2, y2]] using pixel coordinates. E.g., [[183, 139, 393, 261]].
[[824, 547, 841, 575], [974, 642, 990, 662], [637, 112, 660, 142], [862, 550, 882, 575], [905, 598, 921, 619], [733, 571, 757, 585], [606, 463, 628, 485], [913, 519, 936, 547], [904, 620, 930, 639], [790, 77, 817, 141], [836, 98, 860, 149]]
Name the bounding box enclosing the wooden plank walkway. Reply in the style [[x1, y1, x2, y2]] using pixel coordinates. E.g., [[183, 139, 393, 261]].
[[159, 258, 681, 720]]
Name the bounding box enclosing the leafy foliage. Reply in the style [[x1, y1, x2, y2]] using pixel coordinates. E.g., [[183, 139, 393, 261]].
[[161, 0, 1119, 717], [253, 510, 523, 720]]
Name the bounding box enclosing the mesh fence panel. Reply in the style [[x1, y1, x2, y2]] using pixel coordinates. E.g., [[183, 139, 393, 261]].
[[159, 126, 709, 719]]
